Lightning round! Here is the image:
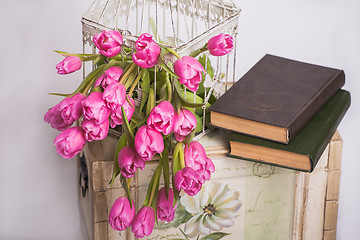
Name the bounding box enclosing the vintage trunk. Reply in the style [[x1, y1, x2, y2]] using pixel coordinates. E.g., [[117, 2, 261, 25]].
[[78, 130, 342, 240]]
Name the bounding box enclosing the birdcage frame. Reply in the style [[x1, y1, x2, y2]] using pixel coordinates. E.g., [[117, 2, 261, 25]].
[[81, 0, 240, 136]]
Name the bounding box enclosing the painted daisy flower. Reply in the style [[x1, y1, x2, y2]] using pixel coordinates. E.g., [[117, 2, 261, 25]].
[[180, 181, 241, 238]]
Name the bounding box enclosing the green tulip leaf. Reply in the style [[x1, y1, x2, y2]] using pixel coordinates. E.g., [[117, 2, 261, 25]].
[[139, 69, 150, 115], [172, 142, 183, 175], [198, 54, 214, 80], [174, 80, 205, 108], [161, 143, 170, 197], [124, 70, 138, 90], [146, 88, 155, 115], [158, 57, 179, 79], [71, 64, 105, 96], [144, 161, 162, 207], [120, 175, 133, 208], [48, 93, 71, 97], [109, 134, 127, 186], [195, 114, 203, 133], [54, 50, 99, 61], [121, 106, 135, 146]]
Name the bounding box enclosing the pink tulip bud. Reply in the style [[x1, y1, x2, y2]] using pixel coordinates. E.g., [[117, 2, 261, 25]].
[[110, 96, 135, 128], [131, 206, 155, 239], [173, 108, 197, 142], [53, 126, 86, 159], [82, 92, 110, 124], [59, 93, 86, 124], [132, 33, 161, 68], [147, 101, 174, 135], [184, 141, 214, 183], [207, 33, 234, 56], [44, 102, 72, 131], [94, 66, 123, 89], [56, 56, 82, 75], [118, 146, 145, 178], [102, 82, 126, 110], [135, 126, 164, 161], [174, 56, 205, 92], [81, 118, 109, 142], [184, 141, 207, 170], [200, 157, 215, 182], [156, 188, 177, 222], [44, 93, 86, 131], [174, 167, 202, 196], [109, 197, 136, 231], [93, 30, 123, 58]]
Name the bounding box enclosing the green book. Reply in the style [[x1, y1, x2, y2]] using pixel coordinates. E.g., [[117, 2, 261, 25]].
[[227, 89, 350, 172]]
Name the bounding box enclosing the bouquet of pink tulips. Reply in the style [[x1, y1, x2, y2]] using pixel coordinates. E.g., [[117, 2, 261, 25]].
[[44, 30, 233, 238]]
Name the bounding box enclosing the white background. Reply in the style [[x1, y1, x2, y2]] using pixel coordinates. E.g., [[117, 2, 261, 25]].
[[0, 0, 359, 239]]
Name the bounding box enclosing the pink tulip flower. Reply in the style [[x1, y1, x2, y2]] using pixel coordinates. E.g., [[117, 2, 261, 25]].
[[94, 66, 123, 89], [131, 206, 155, 239], [59, 93, 86, 124], [82, 92, 110, 124], [102, 82, 126, 110], [135, 126, 164, 161], [44, 102, 72, 131], [207, 33, 234, 56], [56, 56, 82, 75], [200, 157, 215, 183], [81, 118, 109, 142], [118, 146, 146, 178], [156, 188, 177, 222], [53, 126, 86, 159], [110, 96, 135, 128], [132, 33, 161, 68], [185, 141, 215, 183], [174, 56, 205, 92], [174, 167, 202, 196], [93, 30, 123, 58], [184, 141, 207, 171], [173, 108, 197, 141], [109, 197, 136, 231], [147, 101, 174, 135], [44, 93, 86, 131]]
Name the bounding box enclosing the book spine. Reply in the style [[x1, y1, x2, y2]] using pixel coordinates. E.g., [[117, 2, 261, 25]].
[[287, 70, 345, 142], [308, 91, 350, 171]]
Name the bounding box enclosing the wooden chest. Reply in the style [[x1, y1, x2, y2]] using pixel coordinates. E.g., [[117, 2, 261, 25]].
[[78, 130, 342, 240]]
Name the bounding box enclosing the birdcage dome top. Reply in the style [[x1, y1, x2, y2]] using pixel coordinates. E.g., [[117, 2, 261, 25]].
[[82, 0, 240, 54]]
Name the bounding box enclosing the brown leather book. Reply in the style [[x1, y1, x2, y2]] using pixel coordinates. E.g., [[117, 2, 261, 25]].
[[209, 54, 345, 144]]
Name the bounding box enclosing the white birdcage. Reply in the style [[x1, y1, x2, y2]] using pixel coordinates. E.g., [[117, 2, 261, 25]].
[[81, 0, 240, 136]]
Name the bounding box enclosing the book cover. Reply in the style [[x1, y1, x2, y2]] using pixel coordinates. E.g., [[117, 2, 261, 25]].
[[227, 89, 350, 172], [209, 54, 345, 143]]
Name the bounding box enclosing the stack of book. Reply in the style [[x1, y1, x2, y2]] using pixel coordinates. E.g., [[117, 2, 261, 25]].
[[209, 54, 350, 172]]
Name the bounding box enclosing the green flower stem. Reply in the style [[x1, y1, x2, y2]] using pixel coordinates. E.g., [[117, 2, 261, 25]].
[[147, 160, 163, 207], [166, 73, 172, 102], [128, 70, 142, 97], [82, 77, 96, 95], [162, 141, 170, 198], [166, 47, 181, 59], [120, 63, 136, 84], [189, 44, 208, 58], [71, 64, 105, 96], [125, 94, 135, 109]]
